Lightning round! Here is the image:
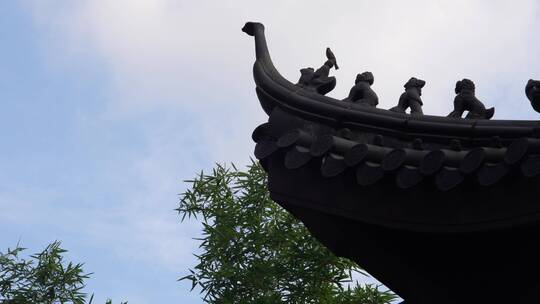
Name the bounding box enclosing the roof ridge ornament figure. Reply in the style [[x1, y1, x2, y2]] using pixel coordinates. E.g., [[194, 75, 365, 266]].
[[390, 77, 425, 115], [526, 79, 540, 113], [342, 71, 379, 107], [447, 79, 494, 119], [296, 47, 338, 95], [326, 47, 339, 70]]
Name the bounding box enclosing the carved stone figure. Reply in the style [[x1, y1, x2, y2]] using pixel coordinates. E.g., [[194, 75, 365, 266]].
[[296, 48, 338, 95], [526, 79, 540, 113], [342, 71, 378, 107], [390, 77, 425, 115], [447, 79, 494, 119]]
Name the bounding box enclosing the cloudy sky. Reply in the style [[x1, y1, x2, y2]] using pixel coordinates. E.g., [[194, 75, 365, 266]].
[[1, 1, 540, 303]]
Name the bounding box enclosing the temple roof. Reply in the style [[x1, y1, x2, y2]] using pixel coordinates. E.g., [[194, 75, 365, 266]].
[[243, 21, 540, 304], [244, 21, 540, 233]]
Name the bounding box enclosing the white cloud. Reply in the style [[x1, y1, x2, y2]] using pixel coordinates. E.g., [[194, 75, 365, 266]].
[[26, 0, 540, 120]]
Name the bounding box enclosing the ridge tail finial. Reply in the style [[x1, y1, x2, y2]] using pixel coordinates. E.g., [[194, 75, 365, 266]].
[[242, 22, 264, 36]]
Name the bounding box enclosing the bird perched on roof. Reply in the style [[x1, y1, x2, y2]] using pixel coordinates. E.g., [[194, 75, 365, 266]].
[[296, 48, 339, 95], [326, 47, 339, 70]]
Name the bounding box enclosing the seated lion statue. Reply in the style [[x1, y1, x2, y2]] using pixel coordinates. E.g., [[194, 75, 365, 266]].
[[390, 77, 426, 115], [447, 79, 494, 119], [342, 71, 379, 107]]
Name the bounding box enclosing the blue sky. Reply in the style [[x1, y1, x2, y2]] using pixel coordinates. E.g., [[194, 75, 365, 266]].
[[1, 1, 540, 303]]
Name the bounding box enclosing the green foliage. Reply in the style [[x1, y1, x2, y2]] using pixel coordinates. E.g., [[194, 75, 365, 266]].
[[0, 241, 88, 304], [178, 162, 396, 304], [0, 241, 127, 304], [331, 284, 397, 304]]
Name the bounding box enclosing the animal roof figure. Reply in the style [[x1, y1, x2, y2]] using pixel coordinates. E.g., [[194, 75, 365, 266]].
[[448, 79, 494, 119], [390, 77, 426, 115], [342, 71, 378, 107]]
